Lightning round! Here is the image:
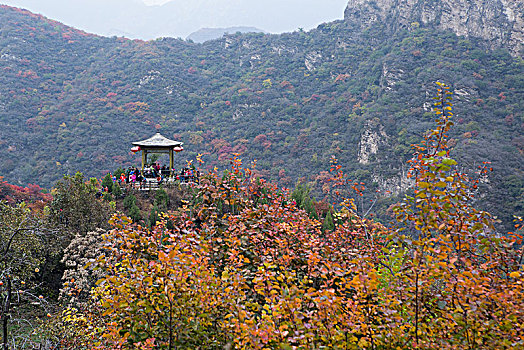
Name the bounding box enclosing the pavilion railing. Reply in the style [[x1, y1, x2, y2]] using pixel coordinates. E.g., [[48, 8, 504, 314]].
[[124, 176, 199, 191]]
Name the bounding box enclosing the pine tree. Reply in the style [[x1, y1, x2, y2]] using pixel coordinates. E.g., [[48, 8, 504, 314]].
[[128, 204, 141, 223], [149, 204, 160, 227], [101, 173, 113, 193], [112, 182, 122, 198], [123, 194, 137, 210], [323, 211, 334, 231], [155, 188, 169, 211]]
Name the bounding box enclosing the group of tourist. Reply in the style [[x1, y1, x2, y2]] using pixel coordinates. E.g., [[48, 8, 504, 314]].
[[121, 167, 143, 184], [142, 163, 171, 179], [106, 163, 200, 189], [175, 167, 200, 183]]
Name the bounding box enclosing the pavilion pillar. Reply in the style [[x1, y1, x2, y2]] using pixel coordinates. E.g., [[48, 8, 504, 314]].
[[141, 150, 147, 169], [169, 148, 174, 170]]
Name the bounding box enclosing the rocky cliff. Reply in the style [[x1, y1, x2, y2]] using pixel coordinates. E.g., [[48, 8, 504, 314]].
[[344, 0, 524, 56]]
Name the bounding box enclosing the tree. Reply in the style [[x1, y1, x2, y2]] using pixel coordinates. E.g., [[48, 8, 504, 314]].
[[111, 181, 122, 198], [101, 173, 113, 193], [62, 215, 228, 349], [123, 194, 141, 223], [155, 188, 169, 211], [49, 172, 111, 237], [148, 204, 160, 227], [322, 210, 334, 231], [292, 182, 319, 219], [60, 228, 107, 306], [0, 201, 58, 349]]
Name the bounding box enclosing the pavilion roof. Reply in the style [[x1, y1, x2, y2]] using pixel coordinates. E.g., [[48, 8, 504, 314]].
[[132, 132, 183, 148]]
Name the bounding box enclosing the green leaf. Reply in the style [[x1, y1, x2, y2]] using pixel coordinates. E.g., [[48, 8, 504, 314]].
[[442, 158, 457, 166]]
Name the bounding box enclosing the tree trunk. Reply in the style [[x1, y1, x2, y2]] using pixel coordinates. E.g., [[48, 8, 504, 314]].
[[2, 278, 11, 350]]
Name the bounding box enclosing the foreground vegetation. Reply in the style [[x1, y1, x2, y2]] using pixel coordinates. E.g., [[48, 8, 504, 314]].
[[2, 84, 522, 349]]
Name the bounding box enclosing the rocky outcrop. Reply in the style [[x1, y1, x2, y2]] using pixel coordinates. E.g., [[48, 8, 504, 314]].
[[139, 70, 161, 87], [358, 118, 388, 164], [359, 118, 415, 196], [344, 0, 524, 56], [381, 63, 404, 91], [372, 166, 414, 196], [305, 51, 323, 71]]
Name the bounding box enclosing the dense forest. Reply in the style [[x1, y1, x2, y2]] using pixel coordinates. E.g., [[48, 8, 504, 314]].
[[0, 85, 523, 348], [0, 5, 522, 229]]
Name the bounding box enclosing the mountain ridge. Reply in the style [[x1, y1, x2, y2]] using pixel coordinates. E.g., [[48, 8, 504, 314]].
[[344, 0, 524, 56], [187, 26, 265, 43], [0, 0, 348, 39]]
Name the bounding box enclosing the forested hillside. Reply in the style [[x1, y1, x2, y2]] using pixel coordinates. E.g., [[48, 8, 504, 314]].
[[0, 4, 522, 229]]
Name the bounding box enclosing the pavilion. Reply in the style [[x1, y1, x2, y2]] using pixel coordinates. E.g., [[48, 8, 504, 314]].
[[132, 132, 183, 170]]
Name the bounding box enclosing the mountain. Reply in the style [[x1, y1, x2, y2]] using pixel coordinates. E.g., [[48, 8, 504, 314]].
[[344, 0, 524, 56], [0, 3, 522, 230], [187, 27, 265, 43], [0, 0, 348, 39]]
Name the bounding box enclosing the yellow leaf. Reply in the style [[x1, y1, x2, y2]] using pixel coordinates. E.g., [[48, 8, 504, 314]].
[[509, 271, 520, 279], [358, 339, 369, 347]]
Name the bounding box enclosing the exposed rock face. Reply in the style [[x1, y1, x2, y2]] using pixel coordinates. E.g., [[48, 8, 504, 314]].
[[372, 166, 414, 196], [381, 63, 404, 91], [358, 118, 388, 164], [305, 51, 322, 71], [139, 70, 161, 87], [344, 0, 524, 56]]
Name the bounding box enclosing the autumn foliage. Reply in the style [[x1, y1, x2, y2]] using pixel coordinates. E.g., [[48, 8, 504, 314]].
[[62, 84, 523, 349], [0, 176, 51, 211]]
